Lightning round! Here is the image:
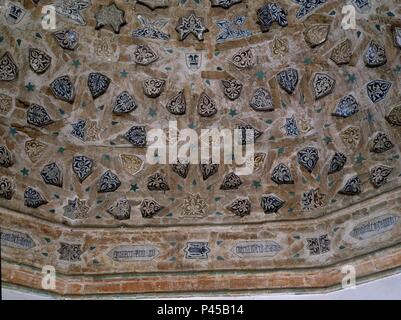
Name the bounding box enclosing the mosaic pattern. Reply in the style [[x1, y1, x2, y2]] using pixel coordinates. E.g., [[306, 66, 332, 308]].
[[332, 95, 359, 118], [0, 177, 15, 200], [176, 13, 208, 41], [147, 172, 170, 191], [0, 94, 12, 116], [364, 40, 387, 67], [63, 198, 89, 220], [132, 44, 158, 65], [0, 52, 18, 81], [88, 72, 110, 99], [24, 187, 48, 208], [339, 176, 362, 196], [5, 2, 26, 24], [124, 126, 147, 147], [304, 24, 329, 47], [120, 154, 143, 176], [27, 104, 53, 127], [0, 146, 14, 168], [370, 165, 393, 188], [386, 105, 401, 126], [107, 198, 131, 220], [216, 16, 252, 43], [284, 116, 299, 136], [50, 75, 75, 103], [97, 170, 121, 193], [302, 189, 326, 211], [58, 243, 83, 262], [293, 0, 328, 19], [312, 73, 335, 100], [220, 172, 242, 190], [231, 48, 255, 69], [256, 3, 288, 32], [2, 0, 401, 297], [54, 0, 90, 25], [306, 234, 330, 255], [29, 48, 51, 74], [113, 91, 138, 114], [94, 2, 126, 33], [370, 132, 394, 154], [297, 147, 319, 173], [184, 242, 210, 259], [366, 79, 392, 103], [277, 68, 298, 94], [271, 163, 294, 185], [140, 198, 163, 218], [143, 78, 165, 98], [250, 88, 274, 111], [200, 162, 219, 180], [261, 194, 285, 214], [25, 140, 47, 163], [137, 0, 169, 10], [171, 160, 190, 178], [227, 198, 251, 217], [211, 0, 242, 8], [53, 29, 79, 50], [197, 93, 217, 117], [221, 79, 243, 100], [328, 152, 347, 175], [166, 91, 187, 115], [330, 39, 352, 65], [40, 162, 63, 188], [132, 16, 170, 40]]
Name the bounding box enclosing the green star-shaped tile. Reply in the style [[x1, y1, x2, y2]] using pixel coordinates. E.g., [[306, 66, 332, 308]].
[[9, 127, 17, 136], [25, 82, 35, 92], [20, 167, 29, 176], [72, 60, 81, 68], [256, 70, 266, 80], [252, 180, 262, 189], [355, 153, 366, 165], [120, 70, 128, 78], [57, 147, 65, 153], [188, 122, 197, 129], [323, 136, 333, 145], [229, 108, 238, 117], [95, 3, 126, 33], [365, 111, 374, 124], [303, 57, 313, 65], [346, 73, 357, 84], [394, 65, 401, 74], [149, 108, 157, 117], [130, 183, 139, 192]]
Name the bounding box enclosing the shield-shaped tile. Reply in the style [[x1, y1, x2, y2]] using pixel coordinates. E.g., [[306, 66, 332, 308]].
[[88, 72, 110, 99], [50, 75, 75, 103], [186, 53, 202, 71], [29, 48, 51, 74], [113, 91, 137, 114]]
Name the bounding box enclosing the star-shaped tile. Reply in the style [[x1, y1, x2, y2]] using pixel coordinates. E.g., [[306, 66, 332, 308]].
[[137, 0, 169, 10], [130, 183, 139, 192], [54, 0, 91, 25], [176, 13, 208, 41], [95, 2, 126, 34], [25, 82, 35, 92], [20, 167, 29, 176]]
